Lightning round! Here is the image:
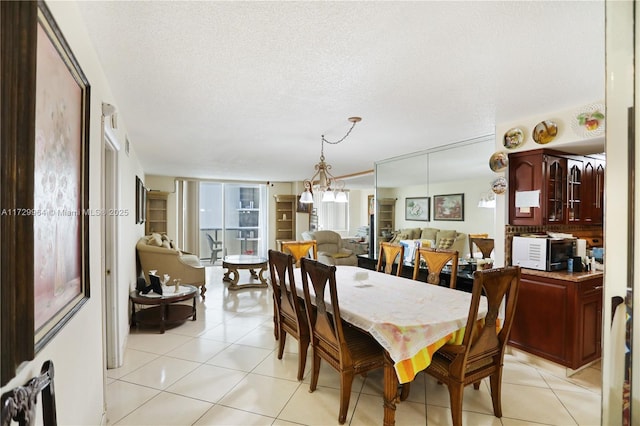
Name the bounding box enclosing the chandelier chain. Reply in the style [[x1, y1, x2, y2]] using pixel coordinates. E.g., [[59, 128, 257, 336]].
[[321, 120, 358, 145]]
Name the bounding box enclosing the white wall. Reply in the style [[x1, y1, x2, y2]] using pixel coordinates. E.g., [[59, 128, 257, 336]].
[[0, 2, 146, 424]]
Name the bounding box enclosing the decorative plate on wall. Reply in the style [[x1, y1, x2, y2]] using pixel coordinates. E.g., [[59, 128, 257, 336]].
[[489, 151, 509, 173], [571, 103, 605, 138], [503, 127, 525, 149], [532, 120, 558, 144], [491, 176, 507, 195]]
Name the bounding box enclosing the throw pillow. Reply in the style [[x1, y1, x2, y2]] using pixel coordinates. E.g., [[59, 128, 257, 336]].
[[390, 232, 410, 244], [420, 239, 434, 248], [148, 233, 163, 247], [161, 240, 171, 249], [332, 252, 352, 259], [437, 237, 455, 250]]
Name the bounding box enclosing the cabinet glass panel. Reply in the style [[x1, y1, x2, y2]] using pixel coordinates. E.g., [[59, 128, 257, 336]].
[[567, 160, 582, 222], [546, 159, 565, 223]]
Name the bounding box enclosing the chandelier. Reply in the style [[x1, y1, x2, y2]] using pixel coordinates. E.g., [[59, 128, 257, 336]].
[[299, 117, 361, 203]]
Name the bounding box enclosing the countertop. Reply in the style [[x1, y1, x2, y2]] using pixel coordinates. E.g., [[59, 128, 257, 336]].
[[521, 268, 604, 282]]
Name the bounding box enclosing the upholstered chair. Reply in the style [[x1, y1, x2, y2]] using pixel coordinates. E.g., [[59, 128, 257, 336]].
[[301, 230, 358, 266]]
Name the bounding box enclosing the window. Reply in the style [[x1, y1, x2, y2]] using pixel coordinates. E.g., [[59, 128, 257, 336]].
[[313, 192, 349, 232]]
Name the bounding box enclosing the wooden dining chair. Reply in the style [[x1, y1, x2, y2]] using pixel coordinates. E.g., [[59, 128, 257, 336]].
[[376, 242, 404, 276], [423, 266, 521, 426], [413, 247, 459, 289], [1, 360, 57, 426], [267, 249, 310, 381], [281, 240, 317, 267], [468, 233, 489, 257], [470, 237, 495, 259], [300, 258, 385, 424]]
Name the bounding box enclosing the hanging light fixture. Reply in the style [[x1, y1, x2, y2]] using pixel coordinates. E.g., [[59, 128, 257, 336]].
[[300, 116, 361, 203]]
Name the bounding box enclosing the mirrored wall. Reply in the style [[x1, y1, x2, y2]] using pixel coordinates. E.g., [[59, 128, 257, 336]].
[[373, 135, 497, 258]]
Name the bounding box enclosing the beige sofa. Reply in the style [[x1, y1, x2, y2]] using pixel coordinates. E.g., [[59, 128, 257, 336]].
[[301, 230, 358, 266], [136, 233, 206, 296], [389, 227, 467, 259]]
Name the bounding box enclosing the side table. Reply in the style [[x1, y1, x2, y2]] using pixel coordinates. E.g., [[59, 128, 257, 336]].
[[129, 285, 197, 333]]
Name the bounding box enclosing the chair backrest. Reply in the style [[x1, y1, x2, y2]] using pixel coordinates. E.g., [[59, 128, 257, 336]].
[[268, 250, 305, 325], [470, 238, 494, 259], [300, 258, 349, 365], [376, 242, 404, 276], [281, 241, 318, 267], [1, 360, 57, 426], [305, 230, 342, 254], [461, 266, 521, 362], [206, 233, 214, 249], [413, 247, 458, 288], [468, 233, 489, 257]]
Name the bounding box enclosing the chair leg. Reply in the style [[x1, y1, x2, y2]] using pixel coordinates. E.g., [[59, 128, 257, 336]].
[[309, 353, 321, 392], [447, 381, 465, 426], [489, 369, 503, 417], [277, 330, 287, 359], [338, 371, 355, 424], [297, 338, 309, 381]]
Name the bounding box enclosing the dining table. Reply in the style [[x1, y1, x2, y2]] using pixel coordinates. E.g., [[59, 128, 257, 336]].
[[293, 265, 488, 426]]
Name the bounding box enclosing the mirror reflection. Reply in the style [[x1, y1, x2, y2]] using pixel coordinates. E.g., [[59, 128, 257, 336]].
[[374, 136, 496, 259]]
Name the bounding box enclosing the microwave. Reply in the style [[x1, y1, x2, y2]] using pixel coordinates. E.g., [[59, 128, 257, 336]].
[[511, 236, 575, 271]]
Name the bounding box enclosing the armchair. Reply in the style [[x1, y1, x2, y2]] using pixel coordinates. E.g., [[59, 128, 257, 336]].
[[136, 234, 206, 297], [301, 230, 358, 266]]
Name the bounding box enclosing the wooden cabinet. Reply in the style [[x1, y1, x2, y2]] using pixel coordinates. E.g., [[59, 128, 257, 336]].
[[274, 195, 296, 245], [376, 198, 395, 244], [581, 156, 605, 225], [508, 149, 605, 225], [508, 271, 602, 369], [146, 191, 168, 234]]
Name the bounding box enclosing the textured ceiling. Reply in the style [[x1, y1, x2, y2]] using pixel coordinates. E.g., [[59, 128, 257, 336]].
[[76, 1, 605, 187]]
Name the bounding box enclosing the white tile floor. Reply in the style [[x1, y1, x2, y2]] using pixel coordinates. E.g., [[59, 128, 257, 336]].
[[106, 267, 602, 426]]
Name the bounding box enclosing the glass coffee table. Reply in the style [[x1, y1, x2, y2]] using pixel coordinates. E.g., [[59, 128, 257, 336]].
[[222, 254, 268, 290], [129, 284, 197, 333]]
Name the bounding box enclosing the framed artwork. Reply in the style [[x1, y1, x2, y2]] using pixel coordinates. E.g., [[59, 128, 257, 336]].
[[1, 0, 91, 382], [405, 197, 430, 221], [433, 193, 465, 221], [297, 195, 312, 213], [135, 176, 146, 224], [32, 1, 91, 351]]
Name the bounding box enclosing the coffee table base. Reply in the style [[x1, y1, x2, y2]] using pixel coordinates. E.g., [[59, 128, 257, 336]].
[[223, 265, 268, 290]]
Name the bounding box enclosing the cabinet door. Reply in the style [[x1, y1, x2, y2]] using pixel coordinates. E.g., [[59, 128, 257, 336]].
[[508, 276, 570, 365], [594, 160, 605, 224], [581, 158, 596, 224], [508, 153, 544, 225], [544, 155, 567, 224], [567, 158, 583, 223], [575, 280, 603, 368]]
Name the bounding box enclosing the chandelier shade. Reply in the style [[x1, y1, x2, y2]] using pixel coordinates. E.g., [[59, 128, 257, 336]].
[[300, 117, 361, 203]]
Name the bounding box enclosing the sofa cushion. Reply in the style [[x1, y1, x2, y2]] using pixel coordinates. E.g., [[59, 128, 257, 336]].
[[420, 228, 439, 240], [436, 230, 457, 240]]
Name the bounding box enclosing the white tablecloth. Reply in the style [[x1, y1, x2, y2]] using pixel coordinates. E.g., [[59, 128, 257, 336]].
[[293, 265, 487, 371]]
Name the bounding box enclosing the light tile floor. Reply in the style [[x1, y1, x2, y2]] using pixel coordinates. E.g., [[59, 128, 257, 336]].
[[107, 267, 602, 425]]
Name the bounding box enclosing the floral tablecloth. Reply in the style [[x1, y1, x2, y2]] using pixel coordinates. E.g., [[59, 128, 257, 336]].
[[294, 265, 487, 383]]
